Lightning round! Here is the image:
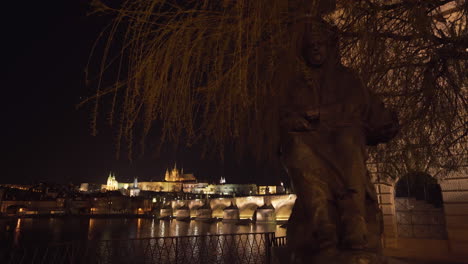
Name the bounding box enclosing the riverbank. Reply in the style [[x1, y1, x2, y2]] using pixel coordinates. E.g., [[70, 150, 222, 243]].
[[0, 213, 157, 219]]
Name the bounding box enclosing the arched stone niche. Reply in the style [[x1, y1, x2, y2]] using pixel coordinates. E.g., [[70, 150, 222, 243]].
[[374, 169, 468, 259], [393, 172, 446, 240]]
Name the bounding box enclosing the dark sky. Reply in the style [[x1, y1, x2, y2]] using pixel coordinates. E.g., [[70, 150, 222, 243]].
[[1, 1, 283, 186]]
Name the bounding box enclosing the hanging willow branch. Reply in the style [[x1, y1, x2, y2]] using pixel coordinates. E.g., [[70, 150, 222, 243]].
[[88, 0, 467, 179], [87, 0, 323, 161]]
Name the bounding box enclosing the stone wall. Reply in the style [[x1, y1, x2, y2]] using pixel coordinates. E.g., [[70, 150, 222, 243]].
[[374, 183, 398, 248], [439, 175, 468, 254]]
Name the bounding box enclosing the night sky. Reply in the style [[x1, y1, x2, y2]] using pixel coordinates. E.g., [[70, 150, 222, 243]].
[[2, 1, 282, 186]]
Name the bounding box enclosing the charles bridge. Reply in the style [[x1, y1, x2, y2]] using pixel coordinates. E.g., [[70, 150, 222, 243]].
[[161, 194, 297, 222]]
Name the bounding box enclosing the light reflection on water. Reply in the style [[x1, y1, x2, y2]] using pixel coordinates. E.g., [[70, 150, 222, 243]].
[[0, 218, 286, 247]]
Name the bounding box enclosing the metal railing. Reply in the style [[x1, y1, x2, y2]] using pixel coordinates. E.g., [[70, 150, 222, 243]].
[[273, 236, 287, 247], [2, 233, 277, 264]]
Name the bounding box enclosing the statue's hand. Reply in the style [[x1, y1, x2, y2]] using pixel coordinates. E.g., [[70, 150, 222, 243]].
[[280, 109, 319, 132], [288, 116, 316, 132]]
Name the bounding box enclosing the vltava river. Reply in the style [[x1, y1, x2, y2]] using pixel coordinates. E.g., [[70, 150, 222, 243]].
[[0, 217, 286, 247]]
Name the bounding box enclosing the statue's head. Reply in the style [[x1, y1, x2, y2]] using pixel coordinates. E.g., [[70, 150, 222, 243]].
[[298, 19, 338, 67], [302, 31, 328, 66]]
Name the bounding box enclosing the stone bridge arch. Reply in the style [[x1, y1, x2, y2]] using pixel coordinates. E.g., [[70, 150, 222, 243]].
[[1, 201, 28, 214], [210, 198, 231, 218], [5, 204, 27, 214], [236, 196, 264, 219], [238, 203, 259, 219], [272, 195, 296, 221]]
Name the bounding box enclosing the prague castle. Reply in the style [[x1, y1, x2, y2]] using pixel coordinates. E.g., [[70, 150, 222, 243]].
[[81, 164, 285, 196]]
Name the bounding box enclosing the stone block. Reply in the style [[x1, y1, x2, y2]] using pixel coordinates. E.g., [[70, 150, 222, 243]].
[[440, 178, 468, 191], [444, 203, 468, 215], [383, 217, 398, 237], [375, 184, 393, 194], [380, 194, 394, 205], [383, 237, 397, 248], [380, 204, 394, 215], [383, 215, 396, 224], [445, 215, 468, 228], [383, 226, 398, 237], [447, 228, 468, 242], [449, 241, 468, 255], [442, 191, 468, 203]]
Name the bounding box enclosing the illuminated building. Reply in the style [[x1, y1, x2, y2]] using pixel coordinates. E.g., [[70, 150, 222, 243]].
[[97, 167, 284, 197], [100, 165, 195, 194], [0, 184, 32, 191], [164, 164, 196, 182], [105, 172, 119, 191], [79, 183, 102, 193], [187, 183, 209, 194], [258, 185, 285, 195], [129, 178, 140, 197], [182, 182, 198, 193], [215, 184, 258, 196], [219, 176, 226, 184]]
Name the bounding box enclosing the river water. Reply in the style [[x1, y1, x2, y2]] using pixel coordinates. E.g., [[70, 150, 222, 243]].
[[0, 217, 286, 247]]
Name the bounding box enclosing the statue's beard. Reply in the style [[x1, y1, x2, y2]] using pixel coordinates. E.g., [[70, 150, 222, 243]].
[[307, 57, 326, 67]]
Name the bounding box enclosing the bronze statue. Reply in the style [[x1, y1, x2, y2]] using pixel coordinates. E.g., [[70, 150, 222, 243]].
[[280, 21, 398, 264]]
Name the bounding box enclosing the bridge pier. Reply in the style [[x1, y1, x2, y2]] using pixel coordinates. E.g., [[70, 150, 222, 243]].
[[223, 202, 240, 222], [195, 202, 212, 220], [175, 204, 190, 220], [159, 203, 173, 219], [256, 198, 276, 223]]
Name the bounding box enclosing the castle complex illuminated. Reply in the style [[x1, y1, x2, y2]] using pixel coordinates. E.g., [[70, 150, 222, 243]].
[[88, 164, 285, 196]]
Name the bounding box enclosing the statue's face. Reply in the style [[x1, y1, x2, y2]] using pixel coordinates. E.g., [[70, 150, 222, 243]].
[[302, 34, 327, 67]]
